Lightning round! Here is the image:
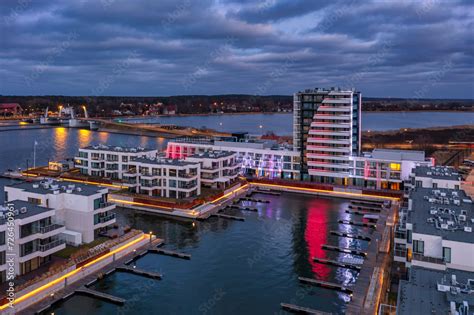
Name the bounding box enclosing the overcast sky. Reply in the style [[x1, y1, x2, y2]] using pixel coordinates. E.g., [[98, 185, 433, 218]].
[[0, 0, 473, 98]]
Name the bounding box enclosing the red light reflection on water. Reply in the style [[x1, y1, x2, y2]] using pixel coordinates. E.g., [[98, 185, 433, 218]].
[[304, 198, 331, 279]]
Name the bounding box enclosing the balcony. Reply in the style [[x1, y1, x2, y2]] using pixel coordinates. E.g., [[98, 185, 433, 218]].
[[95, 213, 116, 225], [394, 249, 407, 259], [39, 239, 66, 252], [412, 253, 446, 265], [38, 224, 64, 234]]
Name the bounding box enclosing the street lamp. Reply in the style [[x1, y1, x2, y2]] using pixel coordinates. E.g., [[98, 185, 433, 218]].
[[149, 231, 153, 245]]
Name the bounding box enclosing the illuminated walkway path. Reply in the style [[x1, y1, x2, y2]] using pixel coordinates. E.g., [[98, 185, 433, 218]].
[[2, 234, 162, 315]]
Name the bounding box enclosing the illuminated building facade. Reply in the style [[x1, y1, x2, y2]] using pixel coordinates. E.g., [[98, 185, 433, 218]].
[[293, 87, 361, 183]]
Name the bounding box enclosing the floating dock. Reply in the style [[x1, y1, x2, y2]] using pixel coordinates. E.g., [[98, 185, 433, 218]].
[[345, 209, 374, 216], [322, 244, 367, 257], [312, 257, 362, 271], [338, 220, 376, 229], [76, 287, 125, 305], [238, 197, 270, 203], [298, 277, 353, 294], [330, 230, 371, 241], [148, 248, 191, 260], [280, 303, 330, 314], [348, 205, 382, 212], [212, 213, 245, 221], [228, 205, 258, 212], [116, 266, 162, 279]]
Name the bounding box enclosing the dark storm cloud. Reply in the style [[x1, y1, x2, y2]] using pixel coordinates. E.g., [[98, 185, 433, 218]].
[[0, 0, 472, 98]]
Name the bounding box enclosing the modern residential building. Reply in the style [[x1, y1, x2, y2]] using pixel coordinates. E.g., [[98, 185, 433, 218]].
[[166, 138, 301, 180], [124, 156, 201, 198], [293, 87, 361, 183], [0, 200, 66, 280], [185, 151, 240, 189], [4, 179, 116, 244], [394, 185, 474, 272], [396, 267, 473, 315], [350, 149, 433, 190], [408, 166, 462, 190], [75, 145, 157, 179]]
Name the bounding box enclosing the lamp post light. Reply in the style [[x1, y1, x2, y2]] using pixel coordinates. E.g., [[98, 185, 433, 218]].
[[149, 231, 153, 246]]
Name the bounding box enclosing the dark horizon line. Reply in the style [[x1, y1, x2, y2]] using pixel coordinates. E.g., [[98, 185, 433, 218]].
[[1, 94, 473, 102]]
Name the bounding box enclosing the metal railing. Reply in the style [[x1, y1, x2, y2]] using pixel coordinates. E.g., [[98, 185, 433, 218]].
[[412, 253, 445, 265]]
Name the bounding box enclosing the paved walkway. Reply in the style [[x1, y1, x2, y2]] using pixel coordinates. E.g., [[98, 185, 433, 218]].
[[17, 238, 163, 315]]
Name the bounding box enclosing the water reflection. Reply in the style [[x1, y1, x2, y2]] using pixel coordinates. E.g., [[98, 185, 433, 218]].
[[78, 129, 92, 147], [53, 127, 68, 161]]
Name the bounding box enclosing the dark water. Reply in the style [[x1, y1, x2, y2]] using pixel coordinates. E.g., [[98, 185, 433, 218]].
[[47, 193, 370, 315], [123, 111, 474, 134]]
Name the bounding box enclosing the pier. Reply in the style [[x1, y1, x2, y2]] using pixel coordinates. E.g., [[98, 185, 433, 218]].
[[345, 209, 375, 216], [280, 303, 330, 314], [330, 230, 372, 241], [76, 287, 125, 305], [348, 205, 382, 212], [338, 220, 376, 229], [228, 204, 258, 212], [212, 213, 245, 221], [298, 277, 353, 294], [116, 266, 162, 279], [312, 257, 362, 271], [322, 244, 367, 257], [238, 197, 270, 203], [148, 248, 192, 260]]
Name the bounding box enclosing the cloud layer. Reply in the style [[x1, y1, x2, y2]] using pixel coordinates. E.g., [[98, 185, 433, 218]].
[[1, 0, 473, 98]]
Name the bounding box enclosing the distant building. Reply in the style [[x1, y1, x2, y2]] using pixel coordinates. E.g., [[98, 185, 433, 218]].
[[163, 105, 177, 115], [0, 103, 22, 115]]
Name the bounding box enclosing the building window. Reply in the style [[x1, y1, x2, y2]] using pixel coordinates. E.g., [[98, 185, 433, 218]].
[[27, 197, 41, 205], [389, 163, 401, 171], [413, 240, 424, 254], [0, 232, 4, 246], [415, 180, 422, 188], [443, 247, 451, 263]]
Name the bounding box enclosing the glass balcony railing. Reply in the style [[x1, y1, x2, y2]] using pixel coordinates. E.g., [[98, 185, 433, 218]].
[[39, 239, 65, 252], [95, 213, 116, 225], [39, 224, 64, 234]]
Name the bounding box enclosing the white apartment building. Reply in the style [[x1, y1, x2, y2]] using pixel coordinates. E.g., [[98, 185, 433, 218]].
[[408, 166, 462, 190], [0, 200, 66, 281], [166, 138, 301, 180], [75, 145, 157, 179], [185, 151, 240, 189], [5, 180, 116, 244], [124, 156, 201, 199], [394, 185, 474, 272], [350, 149, 433, 190], [294, 87, 361, 184]]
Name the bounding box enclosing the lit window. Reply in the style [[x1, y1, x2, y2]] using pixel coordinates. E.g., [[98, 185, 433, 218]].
[[390, 163, 401, 171]]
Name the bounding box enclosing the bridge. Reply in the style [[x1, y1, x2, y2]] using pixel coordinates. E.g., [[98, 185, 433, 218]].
[[81, 118, 232, 138]]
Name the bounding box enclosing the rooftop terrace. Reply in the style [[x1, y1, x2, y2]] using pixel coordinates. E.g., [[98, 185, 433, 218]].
[[6, 179, 107, 196], [81, 144, 156, 153]]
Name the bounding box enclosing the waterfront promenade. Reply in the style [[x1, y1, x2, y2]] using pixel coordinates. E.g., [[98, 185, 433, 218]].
[[0, 232, 161, 315]]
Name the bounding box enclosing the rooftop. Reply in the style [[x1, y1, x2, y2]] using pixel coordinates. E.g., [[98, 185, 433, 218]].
[[408, 187, 474, 243], [6, 179, 107, 196], [170, 137, 296, 153], [81, 144, 156, 153], [131, 156, 199, 167], [0, 200, 54, 223], [370, 148, 426, 161], [397, 267, 474, 315], [188, 150, 236, 159], [414, 165, 462, 181]]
